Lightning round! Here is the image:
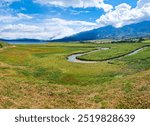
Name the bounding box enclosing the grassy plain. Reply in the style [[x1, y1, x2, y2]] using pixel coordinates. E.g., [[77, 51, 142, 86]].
[[78, 43, 148, 61], [0, 40, 150, 108]]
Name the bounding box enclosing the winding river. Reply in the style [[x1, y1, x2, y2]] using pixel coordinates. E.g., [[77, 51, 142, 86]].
[[67, 46, 150, 63]]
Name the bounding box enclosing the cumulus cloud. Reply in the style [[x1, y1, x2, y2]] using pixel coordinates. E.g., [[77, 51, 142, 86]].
[[34, 0, 113, 12], [137, 0, 149, 8], [0, 0, 150, 40], [0, 18, 97, 40], [96, 0, 150, 27]]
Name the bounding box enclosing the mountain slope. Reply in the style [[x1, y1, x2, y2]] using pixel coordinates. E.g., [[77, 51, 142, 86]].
[[52, 21, 150, 42]]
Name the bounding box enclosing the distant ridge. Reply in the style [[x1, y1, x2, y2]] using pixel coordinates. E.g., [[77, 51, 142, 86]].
[[52, 21, 150, 42], [0, 38, 43, 42]]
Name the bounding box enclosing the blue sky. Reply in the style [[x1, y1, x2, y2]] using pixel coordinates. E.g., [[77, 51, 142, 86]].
[[0, 0, 150, 40]]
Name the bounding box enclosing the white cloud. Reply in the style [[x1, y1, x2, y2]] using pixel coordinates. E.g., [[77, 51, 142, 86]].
[[70, 10, 90, 15], [34, 0, 113, 12], [98, 2, 113, 12], [0, 0, 97, 40], [96, 0, 150, 27], [0, 13, 33, 23], [137, 0, 149, 8], [0, 18, 97, 40], [17, 13, 33, 19], [0, 0, 150, 40]]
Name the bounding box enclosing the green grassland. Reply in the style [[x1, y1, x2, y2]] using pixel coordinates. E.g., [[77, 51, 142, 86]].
[[0, 40, 150, 108], [77, 43, 148, 61]]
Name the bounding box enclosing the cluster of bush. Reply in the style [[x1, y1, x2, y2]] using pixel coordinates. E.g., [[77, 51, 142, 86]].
[[111, 38, 144, 43], [0, 43, 3, 48]]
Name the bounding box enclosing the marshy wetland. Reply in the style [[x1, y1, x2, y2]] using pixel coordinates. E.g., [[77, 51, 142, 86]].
[[0, 40, 150, 108]]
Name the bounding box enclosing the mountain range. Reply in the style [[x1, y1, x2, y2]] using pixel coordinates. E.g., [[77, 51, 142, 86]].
[[52, 21, 150, 42], [1, 21, 150, 43]]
